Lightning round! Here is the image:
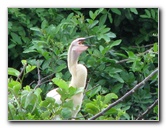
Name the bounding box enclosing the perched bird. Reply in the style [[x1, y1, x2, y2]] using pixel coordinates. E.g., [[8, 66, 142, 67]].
[[47, 36, 92, 120]]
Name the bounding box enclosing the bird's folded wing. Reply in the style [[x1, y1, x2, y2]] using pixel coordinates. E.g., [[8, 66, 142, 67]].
[[46, 88, 62, 104]]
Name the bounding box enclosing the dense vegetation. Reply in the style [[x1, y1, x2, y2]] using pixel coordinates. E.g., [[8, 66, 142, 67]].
[[8, 8, 158, 120]]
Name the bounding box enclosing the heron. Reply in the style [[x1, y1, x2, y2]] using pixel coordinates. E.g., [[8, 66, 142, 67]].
[[47, 36, 93, 120]]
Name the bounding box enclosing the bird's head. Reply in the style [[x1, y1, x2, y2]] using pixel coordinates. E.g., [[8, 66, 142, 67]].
[[71, 37, 88, 55], [70, 36, 95, 55]]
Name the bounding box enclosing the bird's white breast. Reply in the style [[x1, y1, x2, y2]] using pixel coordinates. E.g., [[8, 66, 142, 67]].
[[46, 88, 62, 104]]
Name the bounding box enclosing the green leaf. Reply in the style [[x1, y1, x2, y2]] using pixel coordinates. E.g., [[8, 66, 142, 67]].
[[52, 78, 68, 90], [98, 34, 110, 42], [85, 103, 100, 114], [151, 9, 156, 19], [153, 43, 158, 52], [107, 67, 123, 74], [126, 51, 136, 59], [11, 32, 22, 45], [109, 39, 122, 49], [8, 79, 21, 88], [89, 11, 95, 20], [63, 100, 74, 109], [41, 20, 48, 29], [30, 27, 41, 32], [114, 52, 127, 58], [55, 64, 67, 73], [108, 13, 113, 23], [8, 43, 16, 49], [42, 51, 50, 59], [23, 46, 37, 53], [111, 8, 121, 15], [89, 85, 101, 98], [93, 49, 102, 58], [106, 32, 116, 38], [104, 93, 118, 104], [153, 105, 158, 114], [21, 60, 27, 66], [99, 14, 107, 26], [41, 111, 51, 119], [109, 93, 118, 99], [75, 87, 84, 94], [25, 65, 36, 74], [101, 27, 110, 34], [24, 92, 37, 108], [40, 97, 55, 108], [68, 86, 77, 96], [8, 21, 12, 29], [109, 73, 124, 83], [130, 8, 138, 14], [103, 93, 112, 104], [23, 85, 31, 91], [61, 108, 72, 119], [91, 20, 99, 28], [111, 83, 123, 94], [8, 68, 20, 77], [106, 108, 117, 115], [67, 13, 74, 20], [95, 8, 104, 15], [13, 84, 21, 95], [34, 88, 42, 96], [99, 45, 104, 52], [34, 88, 42, 102], [145, 9, 151, 18]]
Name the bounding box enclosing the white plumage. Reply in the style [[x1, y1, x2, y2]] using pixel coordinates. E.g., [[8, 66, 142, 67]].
[[47, 37, 89, 120]]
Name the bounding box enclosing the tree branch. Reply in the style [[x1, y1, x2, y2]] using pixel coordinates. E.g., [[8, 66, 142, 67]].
[[40, 73, 55, 83], [131, 44, 154, 48], [85, 84, 100, 93], [136, 99, 158, 120], [88, 68, 158, 120], [37, 62, 41, 85], [116, 48, 153, 64], [34, 62, 41, 90], [34, 61, 54, 90], [16, 63, 28, 81]]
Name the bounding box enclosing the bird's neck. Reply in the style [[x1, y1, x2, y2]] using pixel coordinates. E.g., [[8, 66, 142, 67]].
[[68, 47, 79, 75]]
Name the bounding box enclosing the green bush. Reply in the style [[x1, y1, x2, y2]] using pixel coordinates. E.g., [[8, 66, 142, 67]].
[[8, 8, 158, 120]]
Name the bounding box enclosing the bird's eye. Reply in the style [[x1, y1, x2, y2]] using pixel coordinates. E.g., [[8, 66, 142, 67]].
[[78, 41, 83, 45]]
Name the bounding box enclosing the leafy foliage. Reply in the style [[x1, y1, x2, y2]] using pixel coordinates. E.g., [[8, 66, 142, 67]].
[[8, 8, 158, 120]]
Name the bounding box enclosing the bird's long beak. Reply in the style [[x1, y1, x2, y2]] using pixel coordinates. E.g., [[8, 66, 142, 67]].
[[82, 35, 95, 47], [72, 36, 95, 56], [85, 35, 96, 39], [79, 35, 96, 42], [79, 35, 95, 47]]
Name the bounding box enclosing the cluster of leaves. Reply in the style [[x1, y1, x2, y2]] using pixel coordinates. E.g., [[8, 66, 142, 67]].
[[8, 60, 84, 120], [8, 8, 158, 120]]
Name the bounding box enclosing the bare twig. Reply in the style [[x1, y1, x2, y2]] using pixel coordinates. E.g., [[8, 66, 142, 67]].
[[37, 62, 41, 85], [34, 62, 41, 90], [29, 80, 35, 86], [136, 99, 158, 120], [116, 48, 153, 64], [16, 63, 28, 81], [88, 68, 158, 120], [131, 44, 154, 48], [40, 79, 52, 85], [116, 58, 129, 64], [34, 73, 54, 90], [33, 62, 54, 90], [40, 73, 54, 83], [85, 84, 101, 93]]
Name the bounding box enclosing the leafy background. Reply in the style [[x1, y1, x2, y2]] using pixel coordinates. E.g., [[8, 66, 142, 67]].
[[8, 8, 158, 120]]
